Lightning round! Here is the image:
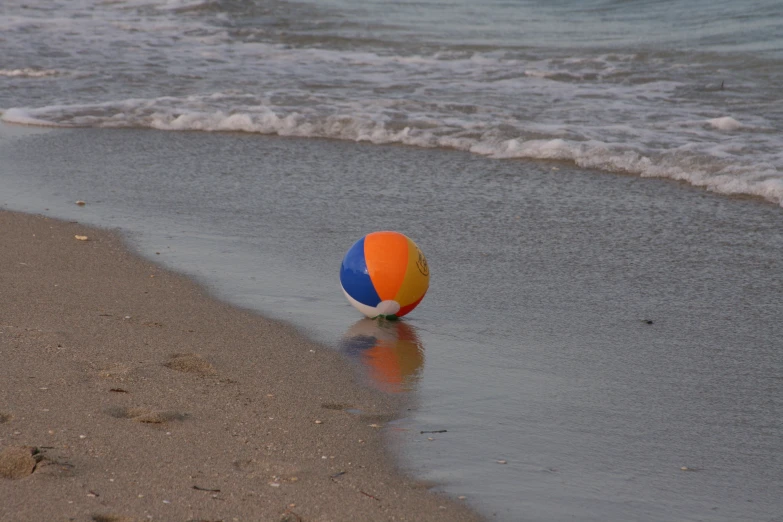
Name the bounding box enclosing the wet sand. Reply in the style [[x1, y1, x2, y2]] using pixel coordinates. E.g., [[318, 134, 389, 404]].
[[0, 210, 481, 522]]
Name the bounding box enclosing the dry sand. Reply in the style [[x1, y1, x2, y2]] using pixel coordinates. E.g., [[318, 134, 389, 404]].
[[0, 210, 481, 522]]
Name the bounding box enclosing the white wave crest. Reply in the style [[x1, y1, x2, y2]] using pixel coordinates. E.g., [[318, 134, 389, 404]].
[[707, 116, 744, 131], [1, 107, 67, 126], [2, 100, 781, 207], [487, 138, 783, 204], [0, 68, 60, 78]]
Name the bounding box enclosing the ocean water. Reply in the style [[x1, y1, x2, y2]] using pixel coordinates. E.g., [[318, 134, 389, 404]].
[[2, 0, 783, 205], [2, 1, 783, 521]]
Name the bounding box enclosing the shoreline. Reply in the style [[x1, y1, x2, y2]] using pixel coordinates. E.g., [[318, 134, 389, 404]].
[[1, 120, 781, 211], [0, 210, 481, 521]]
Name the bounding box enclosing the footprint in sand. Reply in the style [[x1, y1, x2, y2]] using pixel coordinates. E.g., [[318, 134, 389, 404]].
[[233, 458, 305, 485], [106, 406, 187, 424], [164, 353, 217, 377], [320, 403, 395, 424], [233, 458, 302, 476], [98, 363, 145, 382], [92, 515, 138, 522], [35, 456, 76, 478], [0, 446, 42, 479], [320, 403, 352, 411]]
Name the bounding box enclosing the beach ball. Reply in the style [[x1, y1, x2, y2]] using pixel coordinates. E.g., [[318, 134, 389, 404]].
[[340, 231, 429, 319]]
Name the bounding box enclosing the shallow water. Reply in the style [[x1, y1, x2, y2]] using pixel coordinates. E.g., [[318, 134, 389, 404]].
[[1, 125, 782, 521]]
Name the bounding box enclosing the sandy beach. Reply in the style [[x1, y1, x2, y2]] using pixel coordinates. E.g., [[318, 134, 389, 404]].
[[3, 0, 783, 518], [0, 209, 481, 522]]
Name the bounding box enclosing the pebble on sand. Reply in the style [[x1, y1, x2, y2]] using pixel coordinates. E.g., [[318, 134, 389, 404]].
[[0, 446, 41, 479], [74, 235, 89, 241]]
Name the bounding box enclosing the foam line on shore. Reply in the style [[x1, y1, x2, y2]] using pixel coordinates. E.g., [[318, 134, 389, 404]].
[[3, 102, 781, 207]]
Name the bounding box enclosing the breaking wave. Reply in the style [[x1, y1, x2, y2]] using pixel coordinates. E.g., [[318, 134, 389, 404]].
[[4, 98, 781, 206]]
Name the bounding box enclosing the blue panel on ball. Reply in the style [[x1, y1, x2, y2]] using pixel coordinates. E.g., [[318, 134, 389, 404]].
[[340, 237, 381, 307]]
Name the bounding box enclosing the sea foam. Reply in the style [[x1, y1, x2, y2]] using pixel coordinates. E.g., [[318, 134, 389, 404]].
[[707, 117, 744, 131], [3, 98, 781, 207], [0, 68, 60, 78]]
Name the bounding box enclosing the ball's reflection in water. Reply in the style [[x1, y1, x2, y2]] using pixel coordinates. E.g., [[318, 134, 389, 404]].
[[340, 319, 425, 394]]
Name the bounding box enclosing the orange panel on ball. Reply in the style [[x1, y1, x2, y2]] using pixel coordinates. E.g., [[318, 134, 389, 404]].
[[363, 231, 410, 301]]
